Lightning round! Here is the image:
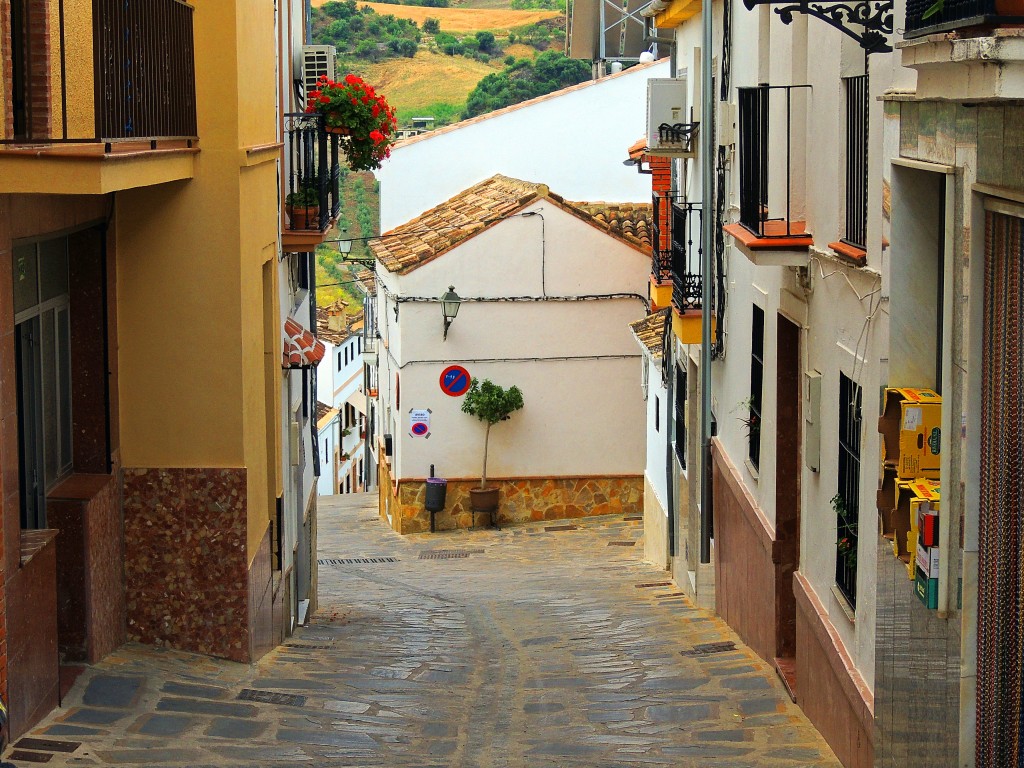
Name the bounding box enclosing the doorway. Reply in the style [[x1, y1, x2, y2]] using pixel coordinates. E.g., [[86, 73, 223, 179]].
[[774, 313, 801, 698]]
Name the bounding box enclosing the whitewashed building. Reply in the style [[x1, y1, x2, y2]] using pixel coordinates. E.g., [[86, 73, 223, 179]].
[[370, 174, 650, 533]]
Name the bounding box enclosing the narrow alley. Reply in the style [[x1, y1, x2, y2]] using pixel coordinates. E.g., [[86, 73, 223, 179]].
[[12, 496, 838, 767]]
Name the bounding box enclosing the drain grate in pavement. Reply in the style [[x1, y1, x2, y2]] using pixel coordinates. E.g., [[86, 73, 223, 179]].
[[237, 689, 307, 707], [655, 592, 687, 598], [608, 541, 636, 547], [544, 524, 578, 532], [10, 751, 53, 763], [318, 557, 398, 566], [283, 644, 334, 650], [680, 641, 737, 657], [15, 739, 80, 754], [623, 515, 643, 521], [419, 549, 484, 560], [636, 582, 674, 588]]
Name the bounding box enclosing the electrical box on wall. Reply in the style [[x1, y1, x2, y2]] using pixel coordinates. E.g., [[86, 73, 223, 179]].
[[805, 370, 821, 472]]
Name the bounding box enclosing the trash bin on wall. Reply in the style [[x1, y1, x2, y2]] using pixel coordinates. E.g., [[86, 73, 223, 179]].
[[425, 477, 447, 532]]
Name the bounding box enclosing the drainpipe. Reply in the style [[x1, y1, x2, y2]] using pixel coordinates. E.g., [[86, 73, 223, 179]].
[[699, 0, 714, 564], [665, 335, 676, 560]]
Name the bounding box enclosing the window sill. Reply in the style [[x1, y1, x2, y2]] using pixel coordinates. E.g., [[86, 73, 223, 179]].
[[744, 458, 759, 482], [827, 241, 867, 267], [830, 584, 856, 624], [724, 221, 813, 267]]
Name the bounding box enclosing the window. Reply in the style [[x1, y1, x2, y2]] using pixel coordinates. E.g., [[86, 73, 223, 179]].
[[674, 367, 687, 468], [337, 350, 342, 372], [654, 395, 660, 433], [748, 306, 764, 469], [835, 372, 862, 608], [14, 237, 73, 529], [843, 75, 868, 250]]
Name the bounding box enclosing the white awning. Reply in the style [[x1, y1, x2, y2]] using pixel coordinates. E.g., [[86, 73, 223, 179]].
[[346, 390, 368, 415]]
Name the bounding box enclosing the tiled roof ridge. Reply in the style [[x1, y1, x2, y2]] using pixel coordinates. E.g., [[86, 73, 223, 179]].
[[391, 59, 667, 151], [556, 197, 653, 253]]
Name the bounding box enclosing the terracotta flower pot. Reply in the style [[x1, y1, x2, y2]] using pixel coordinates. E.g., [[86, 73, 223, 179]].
[[469, 486, 500, 529], [287, 204, 320, 230]]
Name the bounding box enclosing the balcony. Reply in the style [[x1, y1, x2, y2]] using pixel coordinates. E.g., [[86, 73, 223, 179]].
[[723, 85, 814, 268], [281, 113, 342, 252], [0, 0, 199, 194], [668, 199, 711, 345], [899, 0, 1024, 100]]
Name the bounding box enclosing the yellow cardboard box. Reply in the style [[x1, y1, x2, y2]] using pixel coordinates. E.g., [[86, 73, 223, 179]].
[[892, 479, 940, 563], [878, 388, 942, 480]]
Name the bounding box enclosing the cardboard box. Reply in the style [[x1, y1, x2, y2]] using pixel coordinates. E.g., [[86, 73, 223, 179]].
[[892, 479, 940, 561], [877, 464, 898, 540], [917, 501, 939, 547], [916, 540, 940, 579], [915, 565, 939, 609], [878, 388, 942, 479]]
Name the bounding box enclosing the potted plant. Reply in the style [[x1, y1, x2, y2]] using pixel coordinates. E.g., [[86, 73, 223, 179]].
[[285, 182, 320, 230], [305, 74, 398, 171], [833, 493, 858, 571], [461, 377, 524, 523]]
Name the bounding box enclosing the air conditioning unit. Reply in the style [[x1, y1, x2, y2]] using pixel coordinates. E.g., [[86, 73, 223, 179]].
[[302, 45, 336, 96], [647, 77, 697, 158]]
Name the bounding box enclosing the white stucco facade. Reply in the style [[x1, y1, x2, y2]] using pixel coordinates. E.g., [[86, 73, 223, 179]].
[[375, 59, 671, 231], [316, 324, 367, 495]]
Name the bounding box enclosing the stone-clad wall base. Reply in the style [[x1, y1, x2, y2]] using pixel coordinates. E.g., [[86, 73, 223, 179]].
[[123, 468, 251, 662], [390, 476, 643, 534]]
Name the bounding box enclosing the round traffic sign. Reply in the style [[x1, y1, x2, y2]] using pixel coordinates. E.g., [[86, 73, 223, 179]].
[[411, 422, 429, 436], [440, 365, 471, 397]]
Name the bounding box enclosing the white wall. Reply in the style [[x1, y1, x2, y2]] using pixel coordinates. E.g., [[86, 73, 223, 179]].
[[376, 59, 671, 230], [375, 201, 649, 482], [644, 355, 670, 509]]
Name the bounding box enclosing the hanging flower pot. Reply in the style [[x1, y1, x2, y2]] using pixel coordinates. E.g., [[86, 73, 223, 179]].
[[305, 74, 398, 171]]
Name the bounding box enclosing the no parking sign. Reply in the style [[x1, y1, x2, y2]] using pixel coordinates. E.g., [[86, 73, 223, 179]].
[[410, 409, 431, 438], [439, 365, 471, 397]]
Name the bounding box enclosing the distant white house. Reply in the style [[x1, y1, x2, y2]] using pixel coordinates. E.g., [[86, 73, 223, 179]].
[[315, 302, 367, 495], [370, 174, 651, 533], [375, 58, 671, 231]]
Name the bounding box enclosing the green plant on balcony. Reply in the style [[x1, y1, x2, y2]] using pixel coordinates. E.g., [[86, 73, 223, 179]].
[[285, 182, 320, 230], [834, 493, 858, 570], [305, 74, 398, 171]]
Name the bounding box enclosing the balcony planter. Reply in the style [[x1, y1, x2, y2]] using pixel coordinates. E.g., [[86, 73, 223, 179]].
[[285, 185, 320, 230], [305, 74, 398, 171]]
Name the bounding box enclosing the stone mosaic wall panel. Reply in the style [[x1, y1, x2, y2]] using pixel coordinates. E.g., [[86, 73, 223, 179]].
[[390, 475, 643, 534], [123, 468, 250, 662]]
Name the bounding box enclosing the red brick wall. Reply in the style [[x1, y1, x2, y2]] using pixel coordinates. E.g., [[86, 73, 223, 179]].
[[651, 156, 672, 261], [25, 0, 50, 138], [1, 1, 13, 138]]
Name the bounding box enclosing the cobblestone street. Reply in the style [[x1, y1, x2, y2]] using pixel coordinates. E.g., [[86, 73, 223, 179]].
[[10, 495, 839, 766]]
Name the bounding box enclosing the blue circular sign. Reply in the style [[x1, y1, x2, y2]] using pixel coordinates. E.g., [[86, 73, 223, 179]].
[[440, 365, 471, 397]]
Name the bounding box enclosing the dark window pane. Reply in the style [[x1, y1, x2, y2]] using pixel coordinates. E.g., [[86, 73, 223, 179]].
[[13, 245, 38, 315], [39, 237, 69, 302]]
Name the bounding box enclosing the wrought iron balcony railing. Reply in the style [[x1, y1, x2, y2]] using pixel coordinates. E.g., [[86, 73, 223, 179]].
[[737, 84, 812, 239], [652, 191, 674, 285], [4, 0, 197, 146], [284, 113, 342, 234], [671, 201, 704, 313], [905, 0, 1024, 36]]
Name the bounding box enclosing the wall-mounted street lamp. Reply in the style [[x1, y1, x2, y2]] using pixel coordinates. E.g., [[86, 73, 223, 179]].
[[440, 285, 461, 340]]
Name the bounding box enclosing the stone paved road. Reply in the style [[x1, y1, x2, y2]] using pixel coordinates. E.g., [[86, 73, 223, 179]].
[[10, 494, 839, 767]]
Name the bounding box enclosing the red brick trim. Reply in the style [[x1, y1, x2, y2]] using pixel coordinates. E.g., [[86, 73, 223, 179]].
[[828, 240, 868, 266], [711, 437, 777, 558], [724, 221, 814, 251]]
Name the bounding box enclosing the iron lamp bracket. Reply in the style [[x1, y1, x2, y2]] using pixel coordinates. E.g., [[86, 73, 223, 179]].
[[742, 0, 893, 52]]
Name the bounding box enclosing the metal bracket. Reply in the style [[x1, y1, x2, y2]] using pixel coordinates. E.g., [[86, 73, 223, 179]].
[[743, 0, 893, 53]]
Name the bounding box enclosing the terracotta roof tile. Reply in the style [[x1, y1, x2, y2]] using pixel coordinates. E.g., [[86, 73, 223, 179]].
[[316, 306, 362, 347], [316, 401, 338, 425], [354, 268, 377, 295], [373, 174, 652, 274], [628, 137, 647, 161], [630, 308, 670, 358]]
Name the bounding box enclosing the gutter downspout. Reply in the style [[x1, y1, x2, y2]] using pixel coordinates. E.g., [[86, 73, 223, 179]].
[[665, 333, 676, 560], [699, 0, 714, 564]]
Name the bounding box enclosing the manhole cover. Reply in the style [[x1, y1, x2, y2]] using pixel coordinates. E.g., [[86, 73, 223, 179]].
[[544, 524, 578, 531], [9, 751, 52, 763], [680, 641, 737, 657], [237, 689, 307, 707], [608, 541, 636, 547], [14, 739, 80, 754], [419, 549, 483, 560], [318, 557, 398, 565]]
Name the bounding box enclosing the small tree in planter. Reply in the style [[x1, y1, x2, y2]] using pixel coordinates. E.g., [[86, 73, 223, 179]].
[[461, 377, 524, 523]]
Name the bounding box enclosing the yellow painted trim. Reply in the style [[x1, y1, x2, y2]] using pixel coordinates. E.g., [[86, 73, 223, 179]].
[[672, 309, 715, 345], [655, 0, 700, 27], [0, 148, 197, 194], [243, 142, 284, 167], [650, 281, 673, 310]]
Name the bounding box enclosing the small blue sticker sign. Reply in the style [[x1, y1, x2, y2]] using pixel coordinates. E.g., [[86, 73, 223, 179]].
[[440, 365, 471, 397]]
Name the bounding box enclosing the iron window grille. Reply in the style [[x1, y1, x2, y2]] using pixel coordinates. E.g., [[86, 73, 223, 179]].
[[6, 0, 197, 146], [675, 366, 687, 469], [905, 0, 1024, 36], [843, 75, 868, 251], [671, 201, 704, 313], [748, 306, 764, 469], [737, 85, 812, 239], [836, 372, 862, 608], [284, 113, 342, 234], [652, 191, 674, 286]]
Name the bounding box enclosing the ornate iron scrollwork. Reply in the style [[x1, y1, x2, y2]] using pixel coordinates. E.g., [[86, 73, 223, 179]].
[[657, 122, 700, 154], [743, 0, 893, 53]]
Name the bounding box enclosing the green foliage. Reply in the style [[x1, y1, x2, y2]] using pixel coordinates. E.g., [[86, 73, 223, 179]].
[[422, 16, 441, 33], [475, 31, 496, 52], [434, 31, 464, 55], [312, 1, 421, 64], [511, 0, 567, 9], [395, 101, 463, 128], [504, 54, 515, 65], [461, 378, 524, 426], [285, 182, 319, 207], [463, 50, 589, 118]]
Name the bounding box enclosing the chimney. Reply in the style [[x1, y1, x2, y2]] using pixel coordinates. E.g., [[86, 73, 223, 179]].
[[326, 299, 347, 332]]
